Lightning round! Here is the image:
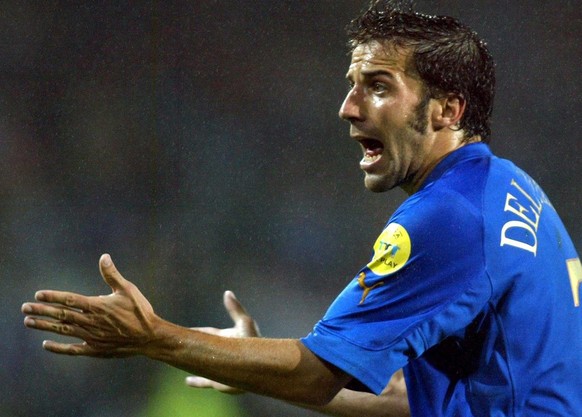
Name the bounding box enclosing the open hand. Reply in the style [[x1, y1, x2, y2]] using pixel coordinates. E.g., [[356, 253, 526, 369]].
[[185, 291, 260, 393], [22, 254, 159, 357]]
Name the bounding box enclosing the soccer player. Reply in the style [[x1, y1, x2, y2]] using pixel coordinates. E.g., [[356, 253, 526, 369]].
[[22, 2, 582, 416]]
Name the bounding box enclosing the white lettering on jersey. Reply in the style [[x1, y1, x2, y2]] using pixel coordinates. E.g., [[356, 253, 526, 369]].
[[500, 179, 543, 256]]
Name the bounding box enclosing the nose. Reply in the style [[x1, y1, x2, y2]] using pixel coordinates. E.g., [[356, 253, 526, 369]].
[[338, 87, 363, 122]]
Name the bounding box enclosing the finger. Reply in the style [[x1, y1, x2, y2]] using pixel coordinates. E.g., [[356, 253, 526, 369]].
[[42, 340, 93, 355], [23, 316, 93, 340], [223, 291, 260, 337], [189, 327, 223, 336], [21, 302, 90, 326], [28, 290, 91, 311], [99, 254, 128, 293], [185, 376, 221, 389], [185, 376, 243, 394], [223, 291, 251, 323], [43, 339, 132, 358], [43, 340, 84, 355]]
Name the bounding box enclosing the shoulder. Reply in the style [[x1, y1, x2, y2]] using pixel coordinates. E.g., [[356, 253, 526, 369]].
[[399, 151, 493, 224], [363, 186, 485, 281], [377, 175, 487, 275], [393, 184, 483, 239]]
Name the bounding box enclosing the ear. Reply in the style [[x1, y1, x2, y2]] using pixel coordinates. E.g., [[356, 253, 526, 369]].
[[431, 94, 466, 131]]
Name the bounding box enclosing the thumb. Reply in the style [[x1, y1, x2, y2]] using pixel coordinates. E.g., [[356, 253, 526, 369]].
[[223, 291, 260, 337], [223, 291, 250, 323], [99, 254, 127, 293]]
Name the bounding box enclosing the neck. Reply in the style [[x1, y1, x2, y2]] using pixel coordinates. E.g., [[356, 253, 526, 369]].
[[400, 135, 481, 195]]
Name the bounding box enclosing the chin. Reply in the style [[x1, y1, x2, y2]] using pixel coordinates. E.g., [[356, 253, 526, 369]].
[[364, 176, 394, 193]]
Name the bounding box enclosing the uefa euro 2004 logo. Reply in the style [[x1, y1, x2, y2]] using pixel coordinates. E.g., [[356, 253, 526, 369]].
[[367, 223, 411, 276]]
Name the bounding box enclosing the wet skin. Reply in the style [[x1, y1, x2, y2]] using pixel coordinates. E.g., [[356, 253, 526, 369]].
[[339, 40, 473, 195]]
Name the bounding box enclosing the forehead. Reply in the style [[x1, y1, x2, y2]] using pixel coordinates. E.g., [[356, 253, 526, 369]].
[[347, 40, 415, 77]]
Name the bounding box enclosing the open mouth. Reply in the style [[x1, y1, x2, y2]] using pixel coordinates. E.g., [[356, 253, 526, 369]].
[[359, 138, 384, 164]]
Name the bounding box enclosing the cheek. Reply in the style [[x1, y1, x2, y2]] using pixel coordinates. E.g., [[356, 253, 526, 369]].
[[386, 128, 425, 168], [377, 105, 411, 130]]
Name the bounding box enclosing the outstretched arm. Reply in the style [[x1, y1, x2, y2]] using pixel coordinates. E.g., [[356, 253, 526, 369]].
[[21, 254, 350, 406], [187, 291, 410, 417]]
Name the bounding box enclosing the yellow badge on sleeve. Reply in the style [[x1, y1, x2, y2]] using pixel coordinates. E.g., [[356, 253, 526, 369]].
[[367, 223, 411, 276]]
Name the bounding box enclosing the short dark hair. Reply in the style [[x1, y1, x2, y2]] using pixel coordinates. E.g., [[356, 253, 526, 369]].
[[346, 0, 496, 142]]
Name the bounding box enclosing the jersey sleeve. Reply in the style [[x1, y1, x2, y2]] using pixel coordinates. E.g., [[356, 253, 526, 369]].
[[301, 188, 492, 394]]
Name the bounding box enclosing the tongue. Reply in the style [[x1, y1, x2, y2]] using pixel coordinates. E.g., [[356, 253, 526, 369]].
[[365, 147, 382, 157], [363, 139, 383, 156]]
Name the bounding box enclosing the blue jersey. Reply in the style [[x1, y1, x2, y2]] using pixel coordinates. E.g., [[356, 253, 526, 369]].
[[301, 143, 582, 417]]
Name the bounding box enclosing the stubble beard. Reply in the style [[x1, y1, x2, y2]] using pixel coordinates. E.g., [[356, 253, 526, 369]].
[[408, 91, 431, 135], [362, 90, 433, 193]]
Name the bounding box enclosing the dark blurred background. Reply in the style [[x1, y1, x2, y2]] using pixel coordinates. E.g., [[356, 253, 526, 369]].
[[1, 1, 580, 416]]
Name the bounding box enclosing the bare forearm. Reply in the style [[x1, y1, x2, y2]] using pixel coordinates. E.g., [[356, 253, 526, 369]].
[[303, 387, 410, 417], [144, 318, 349, 405], [295, 369, 410, 417]]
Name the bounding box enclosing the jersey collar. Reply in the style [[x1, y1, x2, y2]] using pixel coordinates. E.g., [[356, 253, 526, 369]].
[[418, 142, 492, 192]]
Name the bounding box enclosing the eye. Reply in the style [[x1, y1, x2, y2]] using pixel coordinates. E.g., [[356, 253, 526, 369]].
[[346, 80, 355, 91], [370, 81, 388, 94]]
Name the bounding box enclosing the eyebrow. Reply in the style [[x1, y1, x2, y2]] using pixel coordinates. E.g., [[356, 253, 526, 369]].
[[361, 69, 395, 79], [346, 68, 396, 81]]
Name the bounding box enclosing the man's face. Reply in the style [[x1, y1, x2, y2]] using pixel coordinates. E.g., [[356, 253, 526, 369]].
[[339, 40, 433, 193]]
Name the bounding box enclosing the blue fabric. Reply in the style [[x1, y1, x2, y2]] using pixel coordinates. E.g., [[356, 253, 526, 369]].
[[301, 143, 582, 416]]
